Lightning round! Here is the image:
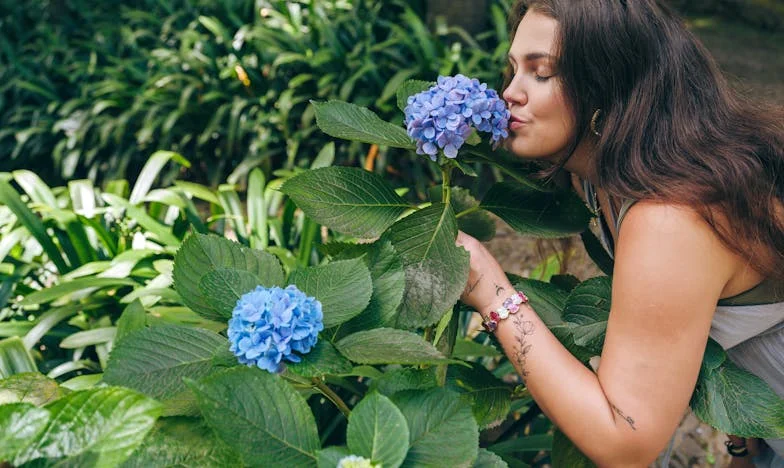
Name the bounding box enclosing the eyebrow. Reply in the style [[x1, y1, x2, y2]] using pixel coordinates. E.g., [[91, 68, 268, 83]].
[[508, 52, 554, 62]]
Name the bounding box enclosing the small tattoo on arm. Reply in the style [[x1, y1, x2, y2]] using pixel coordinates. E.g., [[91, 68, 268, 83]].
[[494, 283, 505, 296], [610, 403, 637, 431], [512, 315, 535, 378], [464, 274, 483, 296]]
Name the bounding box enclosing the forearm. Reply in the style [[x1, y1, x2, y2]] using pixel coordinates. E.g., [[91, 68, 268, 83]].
[[486, 285, 658, 466]]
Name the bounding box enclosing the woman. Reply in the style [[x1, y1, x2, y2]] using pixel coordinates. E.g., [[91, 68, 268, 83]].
[[457, 0, 784, 466]]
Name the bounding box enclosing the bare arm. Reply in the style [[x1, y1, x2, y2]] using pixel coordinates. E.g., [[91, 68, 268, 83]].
[[458, 202, 739, 466]]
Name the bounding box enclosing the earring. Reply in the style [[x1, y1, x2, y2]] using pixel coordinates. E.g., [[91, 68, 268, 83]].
[[590, 109, 602, 137]]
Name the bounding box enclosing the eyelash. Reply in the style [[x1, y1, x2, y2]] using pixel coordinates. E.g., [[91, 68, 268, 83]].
[[510, 65, 551, 83]]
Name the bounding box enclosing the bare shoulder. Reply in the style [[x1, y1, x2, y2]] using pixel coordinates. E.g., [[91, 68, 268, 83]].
[[615, 200, 739, 293]]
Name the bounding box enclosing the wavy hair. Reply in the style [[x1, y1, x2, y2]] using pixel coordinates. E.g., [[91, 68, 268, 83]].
[[506, 0, 784, 281]]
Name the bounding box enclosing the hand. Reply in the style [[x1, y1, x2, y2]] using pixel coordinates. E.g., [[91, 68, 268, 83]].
[[456, 231, 515, 315]]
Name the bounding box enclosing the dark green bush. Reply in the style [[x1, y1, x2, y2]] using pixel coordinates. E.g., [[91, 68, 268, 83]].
[[1, 0, 513, 188]]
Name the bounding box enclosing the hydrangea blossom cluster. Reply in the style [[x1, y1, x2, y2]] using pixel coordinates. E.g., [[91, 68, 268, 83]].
[[404, 74, 510, 160], [228, 285, 323, 373]]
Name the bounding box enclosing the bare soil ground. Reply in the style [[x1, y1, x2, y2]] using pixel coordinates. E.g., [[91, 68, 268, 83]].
[[483, 15, 784, 468]]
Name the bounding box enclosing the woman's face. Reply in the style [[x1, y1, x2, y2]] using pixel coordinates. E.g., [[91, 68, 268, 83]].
[[503, 10, 575, 161]]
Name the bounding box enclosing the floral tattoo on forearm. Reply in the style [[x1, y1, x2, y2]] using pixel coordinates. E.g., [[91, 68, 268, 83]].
[[610, 403, 637, 431], [512, 315, 535, 378]]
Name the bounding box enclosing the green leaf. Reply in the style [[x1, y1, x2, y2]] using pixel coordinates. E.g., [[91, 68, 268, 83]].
[[447, 364, 511, 429], [312, 100, 415, 150], [388, 203, 470, 328], [480, 183, 592, 238], [0, 337, 37, 378], [120, 417, 241, 467], [103, 325, 226, 416], [473, 448, 509, 468], [0, 179, 69, 273], [247, 168, 268, 250], [286, 340, 352, 378], [59, 327, 117, 349], [289, 258, 373, 328], [452, 339, 501, 359], [173, 234, 285, 321], [551, 430, 595, 468], [561, 277, 612, 355], [432, 186, 495, 241], [116, 300, 147, 342], [0, 403, 50, 462], [396, 80, 434, 112], [19, 277, 138, 306], [392, 388, 479, 467], [691, 355, 784, 438], [371, 367, 438, 396], [0, 372, 63, 405], [510, 277, 568, 327], [199, 269, 263, 317], [347, 392, 410, 468], [12, 170, 57, 207], [129, 151, 190, 205], [14, 387, 162, 467], [187, 367, 319, 468], [102, 194, 182, 247], [317, 446, 351, 468], [487, 434, 553, 456], [336, 329, 452, 366], [281, 167, 411, 238], [339, 241, 407, 334]]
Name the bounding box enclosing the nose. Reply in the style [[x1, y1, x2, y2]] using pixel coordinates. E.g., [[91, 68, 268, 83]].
[[502, 74, 527, 108]]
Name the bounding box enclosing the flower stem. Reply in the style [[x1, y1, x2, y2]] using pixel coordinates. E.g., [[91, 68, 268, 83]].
[[455, 206, 481, 219], [312, 378, 351, 418], [441, 165, 453, 206]]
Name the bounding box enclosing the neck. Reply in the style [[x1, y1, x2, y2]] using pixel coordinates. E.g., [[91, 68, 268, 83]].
[[559, 138, 598, 185]]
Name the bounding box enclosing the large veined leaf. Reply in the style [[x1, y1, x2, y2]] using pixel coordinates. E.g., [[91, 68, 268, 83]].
[[187, 367, 320, 468], [317, 446, 351, 468], [691, 340, 784, 438], [447, 364, 511, 429], [387, 203, 470, 328], [281, 167, 411, 238], [289, 257, 373, 328], [336, 329, 452, 366], [347, 392, 410, 468], [13, 387, 162, 467], [120, 417, 241, 467], [396, 79, 434, 112], [312, 100, 415, 150], [480, 182, 592, 238], [173, 234, 285, 321], [371, 368, 438, 397], [431, 186, 496, 242], [0, 372, 63, 405], [560, 277, 612, 356], [286, 340, 352, 378], [0, 403, 50, 462], [103, 325, 226, 416], [392, 388, 479, 467], [338, 240, 406, 335], [473, 449, 509, 468]]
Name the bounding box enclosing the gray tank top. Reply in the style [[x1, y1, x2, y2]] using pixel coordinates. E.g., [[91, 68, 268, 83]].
[[583, 180, 784, 460]]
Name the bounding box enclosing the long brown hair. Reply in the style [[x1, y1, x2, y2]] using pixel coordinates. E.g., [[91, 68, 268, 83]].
[[506, 0, 784, 281]]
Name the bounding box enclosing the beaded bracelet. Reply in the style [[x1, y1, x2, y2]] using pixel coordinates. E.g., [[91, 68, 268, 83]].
[[481, 291, 529, 333]]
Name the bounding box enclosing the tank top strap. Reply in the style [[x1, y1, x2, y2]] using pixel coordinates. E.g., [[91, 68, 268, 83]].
[[615, 198, 638, 233]]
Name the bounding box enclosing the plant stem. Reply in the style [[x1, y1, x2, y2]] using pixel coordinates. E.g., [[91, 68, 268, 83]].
[[455, 206, 481, 219], [442, 165, 453, 206], [313, 378, 351, 418]]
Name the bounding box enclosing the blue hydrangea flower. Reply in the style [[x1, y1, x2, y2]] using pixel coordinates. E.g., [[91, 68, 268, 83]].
[[228, 285, 324, 373], [404, 74, 510, 161]]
